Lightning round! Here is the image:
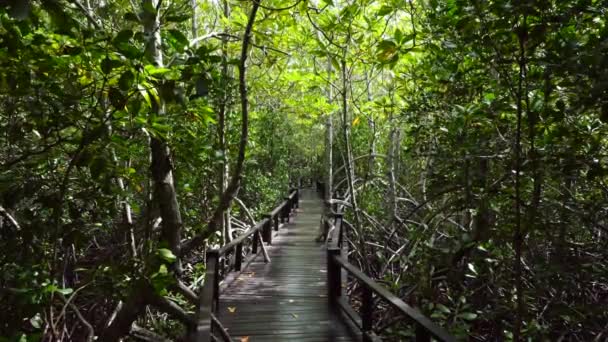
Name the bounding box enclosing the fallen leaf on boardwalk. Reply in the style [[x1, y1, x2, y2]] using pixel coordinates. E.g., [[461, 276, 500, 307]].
[[288, 299, 294, 303], [291, 313, 298, 319], [240, 336, 249, 342], [228, 307, 236, 313]]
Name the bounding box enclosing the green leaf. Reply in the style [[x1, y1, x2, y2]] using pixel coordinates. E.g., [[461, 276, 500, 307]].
[[158, 248, 177, 262], [109, 87, 126, 109], [166, 15, 190, 23], [119, 70, 135, 91], [124, 12, 140, 23], [143, 1, 156, 14], [151, 264, 173, 295], [63, 45, 83, 56], [29, 313, 43, 329], [138, 84, 152, 107], [114, 29, 133, 45], [467, 263, 477, 275], [167, 29, 189, 52], [458, 312, 478, 321], [56, 287, 74, 295], [331, 57, 340, 72], [378, 40, 398, 51], [116, 44, 141, 59], [394, 28, 404, 43], [145, 64, 171, 77], [378, 5, 393, 16], [437, 304, 451, 314], [376, 40, 399, 63], [90, 157, 107, 180], [101, 57, 122, 74]]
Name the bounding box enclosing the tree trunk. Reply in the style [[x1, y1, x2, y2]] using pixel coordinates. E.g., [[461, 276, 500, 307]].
[[143, 0, 183, 272], [512, 13, 527, 341], [218, 0, 232, 244], [387, 105, 398, 225], [100, 2, 185, 339], [339, 57, 366, 267], [98, 287, 149, 342], [191, 0, 197, 45], [325, 54, 333, 204], [180, 0, 260, 257]]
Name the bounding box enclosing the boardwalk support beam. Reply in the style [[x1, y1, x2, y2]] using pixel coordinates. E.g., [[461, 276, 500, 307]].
[[262, 214, 272, 244], [194, 250, 219, 341], [327, 247, 341, 306]]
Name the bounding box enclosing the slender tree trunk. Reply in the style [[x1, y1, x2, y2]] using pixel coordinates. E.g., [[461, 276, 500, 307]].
[[218, 0, 232, 244], [180, 0, 260, 256], [525, 31, 542, 251], [557, 164, 573, 259], [325, 116, 333, 201], [513, 13, 527, 342], [112, 148, 137, 257], [325, 54, 333, 204], [191, 0, 197, 45], [365, 69, 376, 176], [339, 57, 366, 266], [98, 286, 149, 342], [100, 3, 183, 339], [143, 0, 183, 272], [386, 86, 398, 225]]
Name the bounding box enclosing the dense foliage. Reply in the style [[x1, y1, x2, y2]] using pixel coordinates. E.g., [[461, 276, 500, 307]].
[[0, 0, 606, 341]]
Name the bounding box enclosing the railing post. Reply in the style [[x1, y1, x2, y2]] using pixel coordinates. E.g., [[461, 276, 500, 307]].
[[195, 249, 219, 341], [334, 213, 344, 246], [262, 214, 272, 244], [273, 213, 279, 231], [333, 195, 342, 212], [415, 324, 431, 342], [317, 181, 325, 199], [361, 286, 374, 342], [283, 197, 291, 223], [252, 230, 259, 254], [234, 243, 243, 271], [327, 247, 341, 307], [293, 188, 300, 209]]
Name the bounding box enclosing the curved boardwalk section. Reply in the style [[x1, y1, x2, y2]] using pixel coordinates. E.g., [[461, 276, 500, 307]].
[[217, 189, 358, 341]]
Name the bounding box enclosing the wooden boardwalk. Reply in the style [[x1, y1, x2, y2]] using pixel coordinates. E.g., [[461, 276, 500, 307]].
[[216, 189, 359, 341]]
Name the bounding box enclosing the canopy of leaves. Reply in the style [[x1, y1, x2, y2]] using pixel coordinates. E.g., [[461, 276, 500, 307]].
[[0, 0, 607, 341]]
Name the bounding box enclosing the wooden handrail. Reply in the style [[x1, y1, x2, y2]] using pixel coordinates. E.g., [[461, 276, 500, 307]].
[[217, 188, 298, 256], [194, 188, 299, 342], [218, 218, 269, 255], [269, 201, 286, 217], [325, 201, 455, 342], [332, 254, 455, 342]]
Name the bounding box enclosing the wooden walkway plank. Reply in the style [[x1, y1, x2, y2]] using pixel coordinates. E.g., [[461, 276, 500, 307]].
[[217, 189, 359, 342]]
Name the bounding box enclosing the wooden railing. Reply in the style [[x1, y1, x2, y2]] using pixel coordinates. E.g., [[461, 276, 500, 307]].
[[326, 211, 456, 342], [194, 189, 299, 341]]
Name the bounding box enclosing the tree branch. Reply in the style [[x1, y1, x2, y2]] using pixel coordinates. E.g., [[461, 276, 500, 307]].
[[0, 206, 21, 231], [70, 0, 101, 29], [181, 0, 262, 257], [131, 324, 172, 342], [150, 294, 196, 327]]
